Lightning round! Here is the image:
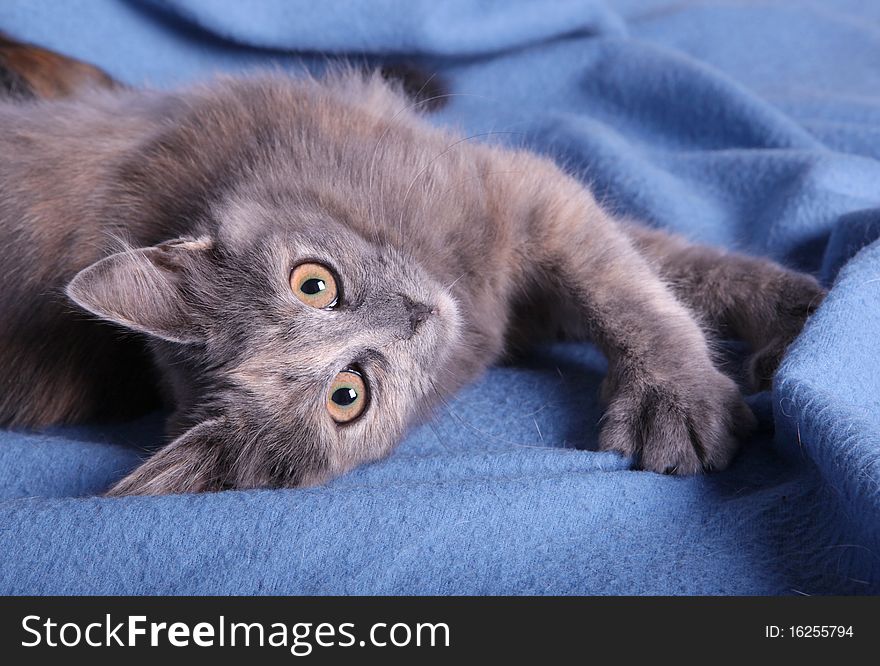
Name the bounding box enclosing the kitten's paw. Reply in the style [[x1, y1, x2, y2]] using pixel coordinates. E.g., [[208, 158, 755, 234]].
[[747, 272, 826, 391], [599, 371, 756, 474]]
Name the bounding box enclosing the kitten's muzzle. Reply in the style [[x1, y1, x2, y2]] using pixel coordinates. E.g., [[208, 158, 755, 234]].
[[399, 294, 437, 337], [401, 295, 434, 335], [407, 300, 432, 331]]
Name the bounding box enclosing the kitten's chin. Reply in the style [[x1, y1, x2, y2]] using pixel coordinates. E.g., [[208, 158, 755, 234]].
[[295, 467, 334, 489], [421, 289, 462, 363]]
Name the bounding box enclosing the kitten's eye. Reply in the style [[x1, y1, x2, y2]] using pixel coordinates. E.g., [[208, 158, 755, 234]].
[[290, 262, 338, 309], [326, 369, 368, 423]]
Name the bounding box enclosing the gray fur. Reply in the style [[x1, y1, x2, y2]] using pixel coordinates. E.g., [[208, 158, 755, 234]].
[[0, 59, 824, 494]]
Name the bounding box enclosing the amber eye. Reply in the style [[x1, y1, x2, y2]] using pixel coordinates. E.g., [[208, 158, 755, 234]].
[[290, 262, 338, 309], [327, 369, 368, 423]]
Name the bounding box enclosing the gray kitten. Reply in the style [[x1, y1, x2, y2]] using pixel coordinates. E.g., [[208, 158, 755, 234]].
[[0, 37, 824, 495]]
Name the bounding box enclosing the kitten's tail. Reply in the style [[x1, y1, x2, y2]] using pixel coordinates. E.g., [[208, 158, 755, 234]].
[[0, 32, 118, 100]]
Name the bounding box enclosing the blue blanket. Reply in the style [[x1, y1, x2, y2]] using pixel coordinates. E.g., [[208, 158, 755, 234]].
[[1, 0, 878, 595]]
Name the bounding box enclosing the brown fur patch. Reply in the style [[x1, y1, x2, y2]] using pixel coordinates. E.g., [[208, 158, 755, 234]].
[[0, 33, 117, 99]]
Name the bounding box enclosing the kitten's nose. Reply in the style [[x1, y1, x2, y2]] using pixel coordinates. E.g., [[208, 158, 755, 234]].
[[401, 295, 433, 333]]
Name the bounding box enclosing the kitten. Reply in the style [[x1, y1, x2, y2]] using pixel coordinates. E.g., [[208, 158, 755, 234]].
[[0, 37, 824, 495]]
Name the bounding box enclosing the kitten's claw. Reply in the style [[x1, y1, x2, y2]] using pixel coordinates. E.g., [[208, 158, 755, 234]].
[[598, 370, 756, 475]]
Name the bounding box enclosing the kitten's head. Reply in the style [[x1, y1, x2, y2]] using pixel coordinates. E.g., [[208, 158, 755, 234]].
[[62, 70, 492, 495], [66, 196, 462, 495]]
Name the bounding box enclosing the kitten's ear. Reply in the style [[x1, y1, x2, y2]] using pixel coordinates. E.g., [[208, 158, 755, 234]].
[[105, 418, 228, 497], [66, 237, 213, 343]]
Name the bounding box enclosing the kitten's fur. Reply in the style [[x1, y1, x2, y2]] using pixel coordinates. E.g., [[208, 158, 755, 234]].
[[0, 37, 824, 495]]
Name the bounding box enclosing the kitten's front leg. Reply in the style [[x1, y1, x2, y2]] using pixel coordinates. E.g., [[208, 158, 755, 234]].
[[623, 223, 825, 391], [533, 194, 755, 473]]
